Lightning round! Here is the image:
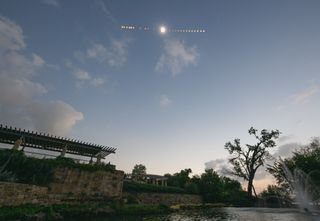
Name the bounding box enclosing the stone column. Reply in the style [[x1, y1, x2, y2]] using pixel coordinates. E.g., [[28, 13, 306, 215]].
[[60, 144, 68, 157], [96, 153, 102, 164], [12, 137, 23, 150]]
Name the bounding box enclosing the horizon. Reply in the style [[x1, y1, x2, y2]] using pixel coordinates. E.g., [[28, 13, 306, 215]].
[[0, 0, 320, 193]]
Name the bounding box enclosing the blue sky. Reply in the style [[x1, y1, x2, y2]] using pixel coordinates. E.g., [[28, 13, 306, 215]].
[[0, 0, 320, 190]]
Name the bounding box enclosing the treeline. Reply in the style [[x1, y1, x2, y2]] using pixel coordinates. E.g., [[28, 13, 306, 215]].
[[164, 168, 250, 206]]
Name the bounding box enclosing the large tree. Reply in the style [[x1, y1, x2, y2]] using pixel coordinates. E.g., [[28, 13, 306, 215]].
[[225, 127, 280, 197]]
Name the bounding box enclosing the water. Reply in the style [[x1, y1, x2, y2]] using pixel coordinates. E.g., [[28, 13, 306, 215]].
[[281, 162, 320, 213], [65, 208, 320, 221]]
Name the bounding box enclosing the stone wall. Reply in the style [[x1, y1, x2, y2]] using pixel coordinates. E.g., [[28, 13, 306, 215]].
[[0, 168, 124, 206], [123, 192, 203, 205], [49, 168, 124, 200], [0, 182, 52, 206]]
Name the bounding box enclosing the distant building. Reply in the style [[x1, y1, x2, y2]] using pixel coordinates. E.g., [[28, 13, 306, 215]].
[[125, 173, 168, 186], [146, 174, 168, 186]]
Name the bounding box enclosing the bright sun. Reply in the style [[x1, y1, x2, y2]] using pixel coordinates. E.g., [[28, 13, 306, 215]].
[[159, 26, 166, 34]]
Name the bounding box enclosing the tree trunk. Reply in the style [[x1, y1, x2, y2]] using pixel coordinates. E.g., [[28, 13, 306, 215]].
[[247, 176, 254, 197]]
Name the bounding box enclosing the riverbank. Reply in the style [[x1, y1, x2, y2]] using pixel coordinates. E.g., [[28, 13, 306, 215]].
[[0, 202, 228, 220]]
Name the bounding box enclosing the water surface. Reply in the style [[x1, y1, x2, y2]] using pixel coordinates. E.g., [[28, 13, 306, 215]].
[[66, 207, 320, 221]]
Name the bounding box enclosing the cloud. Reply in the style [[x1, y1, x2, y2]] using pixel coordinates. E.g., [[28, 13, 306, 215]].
[[66, 61, 106, 88], [156, 38, 199, 76], [291, 85, 319, 104], [0, 16, 25, 51], [73, 69, 91, 81], [75, 39, 129, 67], [32, 53, 45, 67], [96, 0, 117, 23], [90, 77, 106, 87], [205, 158, 232, 177], [0, 16, 82, 136], [160, 95, 172, 107], [26, 101, 83, 136], [272, 142, 301, 159], [41, 0, 60, 7], [278, 134, 294, 144]]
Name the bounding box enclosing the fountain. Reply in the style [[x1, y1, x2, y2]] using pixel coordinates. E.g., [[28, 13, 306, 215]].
[[281, 162, 320, 215]]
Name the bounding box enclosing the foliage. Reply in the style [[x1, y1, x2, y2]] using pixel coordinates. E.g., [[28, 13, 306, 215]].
[[131, 164, 147, 182], [164, 168, 192, 189], [225, 127, 280, 197], [197, 169, 224, 203], [259, 185, 292, 207], [164, 168, 248, 205], [123, 180, 186, 194], [0, 149, 115, 186], [0, 155, 17, 182]]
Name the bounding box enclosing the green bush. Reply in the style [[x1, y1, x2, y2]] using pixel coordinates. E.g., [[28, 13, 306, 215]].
[[123, 181, 186, 194], [0, 149, 115, 186]]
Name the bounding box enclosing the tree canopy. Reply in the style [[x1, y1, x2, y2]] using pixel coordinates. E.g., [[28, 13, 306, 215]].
[[225, 127, 280, 197], [131, 164, 147, 182]]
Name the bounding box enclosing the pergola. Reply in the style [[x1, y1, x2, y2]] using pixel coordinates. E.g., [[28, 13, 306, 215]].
[[0, 124, 116, 162]]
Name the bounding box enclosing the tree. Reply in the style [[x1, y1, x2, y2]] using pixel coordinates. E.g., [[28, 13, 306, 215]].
[[198, 169, 224, 203], [225, 127, 280, 198], [259, 185, 292, 207], [131, 164, 146, 182], [165, 168, 192, 188]]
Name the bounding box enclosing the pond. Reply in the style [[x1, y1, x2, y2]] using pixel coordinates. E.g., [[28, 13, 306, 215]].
[[65, 207, 320, 221]]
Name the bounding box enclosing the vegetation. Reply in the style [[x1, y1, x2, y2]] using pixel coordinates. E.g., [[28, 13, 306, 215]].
[[164, 168, 250, 206], [131, 164, 147, 182], [123, 180, 186, 194], [0, 203, 171, 220], [259, 185, 292, 207], [0, 149, 116, 186], [225, 127, 280, 197], [165, 168, 192, 189]]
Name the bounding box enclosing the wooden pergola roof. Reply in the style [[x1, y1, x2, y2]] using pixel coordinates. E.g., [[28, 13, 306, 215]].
[[0, 124, 116, 159]]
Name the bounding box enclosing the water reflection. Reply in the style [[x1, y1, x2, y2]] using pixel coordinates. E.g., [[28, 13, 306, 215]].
[[65, 208, 319, 221]]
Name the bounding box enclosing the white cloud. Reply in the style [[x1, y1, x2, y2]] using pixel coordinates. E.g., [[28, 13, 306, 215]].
[[73, 69, 91, 81], [96, 0, 117, 23], [0, 16, 82, 136], [292, 85, 319, 104], [75, 39, 129, 67], [0, 16, 25, 51], [160, 95, 172, 107], [32, 53, 45, 67], [41, 0, 60, 7], [91, 77, 106, 87], [156, 38, 199, 76], [66, 61, 106, 87], [26, 100, 83, 136]]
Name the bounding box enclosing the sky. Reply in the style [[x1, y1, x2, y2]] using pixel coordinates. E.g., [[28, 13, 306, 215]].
[[0, 0, 320, 192]]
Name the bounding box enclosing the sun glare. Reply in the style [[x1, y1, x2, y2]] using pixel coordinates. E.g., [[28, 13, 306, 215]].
[[159, 26, 166, 34]]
